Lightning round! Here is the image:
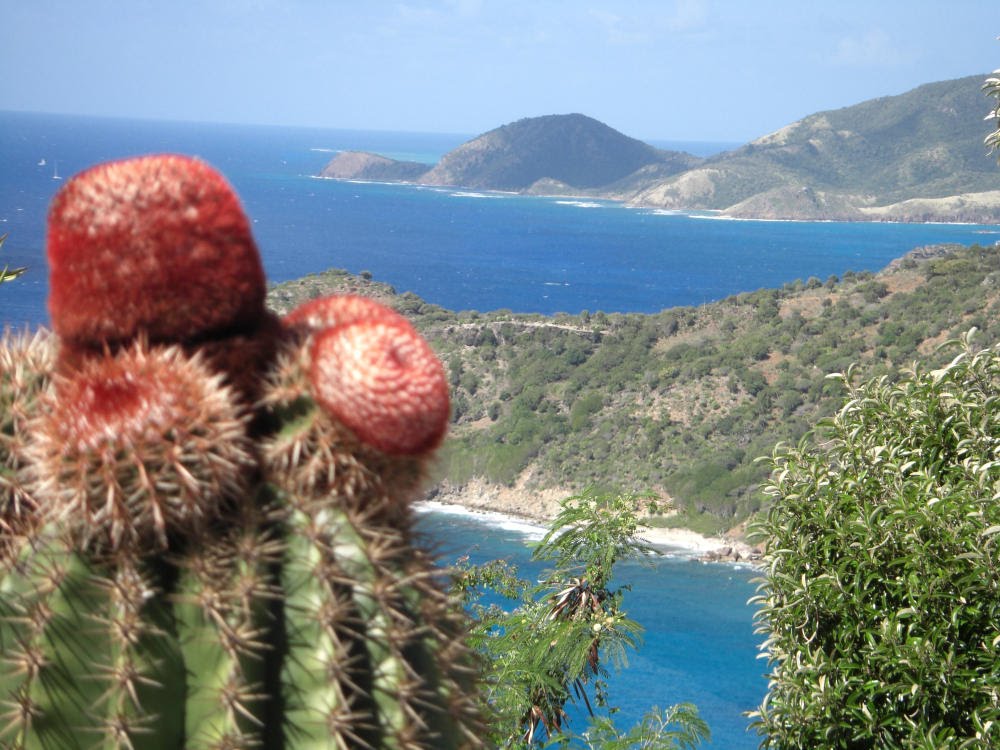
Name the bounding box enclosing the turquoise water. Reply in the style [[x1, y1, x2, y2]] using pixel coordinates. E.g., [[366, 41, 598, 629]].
[[415, 507, 763, 748]]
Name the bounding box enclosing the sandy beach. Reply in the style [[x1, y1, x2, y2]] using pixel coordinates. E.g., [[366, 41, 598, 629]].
[[417, 492, 759, 561]]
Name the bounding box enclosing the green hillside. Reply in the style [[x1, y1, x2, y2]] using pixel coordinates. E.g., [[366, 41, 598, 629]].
[[631, 75, 999, 219], [269, 240, 1000, 535]]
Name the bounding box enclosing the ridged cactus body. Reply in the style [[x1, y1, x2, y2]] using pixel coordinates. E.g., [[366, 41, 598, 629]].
[[0, 537, 189, 749], [0, 155, 481, 749], [0, 330, 52, 550]]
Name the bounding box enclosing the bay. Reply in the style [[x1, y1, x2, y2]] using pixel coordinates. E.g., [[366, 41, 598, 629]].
[[415, 507, 763, 749]]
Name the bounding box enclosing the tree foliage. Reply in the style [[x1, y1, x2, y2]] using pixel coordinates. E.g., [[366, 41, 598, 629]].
[[983, 63, 1000, 162], [271, 241, 1000, 532], [0, 234, 26, 285], [750, 330, 1000, 748], [453, 489, 709, 748], [986, 65, 1000, 160]]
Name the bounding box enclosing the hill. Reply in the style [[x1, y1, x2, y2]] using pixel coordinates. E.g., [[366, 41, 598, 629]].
[[268, 240, 1000, 535], [418, 113, 700, 191], [318, 151, 429, 181], [630, 75, 1000, 220], [318, 114, 701, 194], [317, 75, 1000, 222]]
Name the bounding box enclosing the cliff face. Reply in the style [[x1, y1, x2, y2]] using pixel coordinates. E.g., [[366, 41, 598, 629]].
[[418, 114, 698, 191], [319, 151, 429, 181]]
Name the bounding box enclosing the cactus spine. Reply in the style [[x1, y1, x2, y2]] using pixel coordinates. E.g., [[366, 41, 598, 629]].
[[0, 330, 52, 557], [0, 155, 482, 749]]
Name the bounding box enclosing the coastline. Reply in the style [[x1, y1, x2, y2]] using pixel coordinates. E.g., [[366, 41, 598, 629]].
[[418, 483, 761, 564], [314, 173, 1000, 226]]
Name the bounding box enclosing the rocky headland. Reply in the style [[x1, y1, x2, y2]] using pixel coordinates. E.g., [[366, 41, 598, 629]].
[[319, 151, 429, 181]]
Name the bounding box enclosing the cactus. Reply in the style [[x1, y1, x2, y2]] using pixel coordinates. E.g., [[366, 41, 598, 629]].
[[0, 155, 482, 749], [0, 329, 52, 560]]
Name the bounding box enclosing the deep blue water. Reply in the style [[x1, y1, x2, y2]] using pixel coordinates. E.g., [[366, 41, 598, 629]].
[[3, 110, 999, 330], [3, 111, 1000, 747]]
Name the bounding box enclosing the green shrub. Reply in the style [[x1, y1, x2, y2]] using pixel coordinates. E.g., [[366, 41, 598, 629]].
[[0, 233, 26, 285], [570, 391, 604, 430], [750, 331, 1000, 748]]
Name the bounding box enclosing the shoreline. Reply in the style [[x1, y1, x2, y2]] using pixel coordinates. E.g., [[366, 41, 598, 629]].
[[415, 496, 761, 565], [314, 173, 1000, 227]]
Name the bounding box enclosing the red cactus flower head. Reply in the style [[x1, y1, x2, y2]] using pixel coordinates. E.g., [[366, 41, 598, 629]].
[[285, 295, 450, 456], [283, 294, 401, 332], [47, 154, 266, 347], [28, 343, 252, 550]]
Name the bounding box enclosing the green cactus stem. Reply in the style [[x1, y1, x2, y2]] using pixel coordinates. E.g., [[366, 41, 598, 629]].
[[0, 154, 482, 749], [262, 334, 480, 749], [0, 329, 53, 561], [0, 534, 187, 750], [0, 314, 479, 750], [173, 496, 285, 749]]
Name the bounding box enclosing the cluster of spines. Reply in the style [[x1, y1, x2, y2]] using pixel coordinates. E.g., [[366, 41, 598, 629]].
[[0, 329, 53, 558], [0, 154, 481, 749], [262, 320, 482, 749], [26, 342, 255, 551]]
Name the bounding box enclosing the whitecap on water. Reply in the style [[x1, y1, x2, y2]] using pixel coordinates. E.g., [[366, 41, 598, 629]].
[[555, 200, 603, 208], [415, 500, 547, 541]]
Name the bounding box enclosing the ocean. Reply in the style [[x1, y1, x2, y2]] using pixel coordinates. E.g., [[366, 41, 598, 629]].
[[3, 110, 999, 747], [4, 110, 999, 331], [415, 506, 763, 748]]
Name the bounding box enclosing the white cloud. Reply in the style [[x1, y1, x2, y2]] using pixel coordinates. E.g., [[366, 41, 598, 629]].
[[588, 9, 649, 44], [588, 1, 709, 45], [832, 28, 911, 67], [667, 0, 709, 32], [444, 0, 483, 17]]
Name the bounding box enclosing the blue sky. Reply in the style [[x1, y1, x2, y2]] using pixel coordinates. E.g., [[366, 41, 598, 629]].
[[2, 1, 997, 142]]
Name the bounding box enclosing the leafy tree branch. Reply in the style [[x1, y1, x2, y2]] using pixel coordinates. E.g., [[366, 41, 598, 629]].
[[986, 65, 1000, 159], [454, 489, 708, 748], [0, 234, 26, 285]]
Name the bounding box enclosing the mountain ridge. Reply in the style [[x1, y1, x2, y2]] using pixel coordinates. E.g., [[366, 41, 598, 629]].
[[318, 75, 1000, 222], [633, 75, 998, 219]]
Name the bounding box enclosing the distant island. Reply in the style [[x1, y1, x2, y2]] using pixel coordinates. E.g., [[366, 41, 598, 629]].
[[319, 75, 1000, 223], [320, 113, 702, 192]]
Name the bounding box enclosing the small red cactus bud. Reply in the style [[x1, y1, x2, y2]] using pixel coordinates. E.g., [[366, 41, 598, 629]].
[[285, 295, 449, 455], [283, 294, 400, 332], [47, 154, 266, 347], [310, 318, 450, 456], [27, 343, 253, 550], [283, 295, 450, 455]]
